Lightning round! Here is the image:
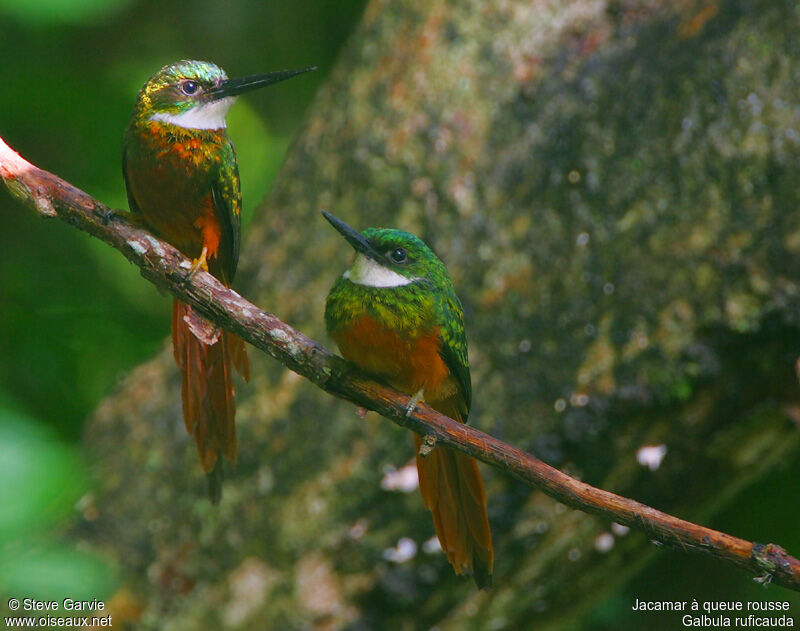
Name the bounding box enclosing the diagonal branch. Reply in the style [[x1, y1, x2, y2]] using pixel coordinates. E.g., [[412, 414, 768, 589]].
[[2, 135, 798, 591]]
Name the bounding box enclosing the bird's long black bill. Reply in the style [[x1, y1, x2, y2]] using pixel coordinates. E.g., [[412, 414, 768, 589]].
[[321, 210, 382, 261], [209, 66, 317, 100]]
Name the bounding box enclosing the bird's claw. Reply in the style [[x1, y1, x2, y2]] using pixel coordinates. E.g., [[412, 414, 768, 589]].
[[405, 388, 424, 417], [185, 247, 209, 282]]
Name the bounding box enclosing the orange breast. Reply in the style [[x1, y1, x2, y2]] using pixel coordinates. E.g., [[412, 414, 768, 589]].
[[333, 314, 457, 402], [126, 124, 223, 261]]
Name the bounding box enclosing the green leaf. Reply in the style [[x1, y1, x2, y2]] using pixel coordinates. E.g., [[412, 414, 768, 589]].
[[0, 406, 85, 537], [0, 0, 132, 25]]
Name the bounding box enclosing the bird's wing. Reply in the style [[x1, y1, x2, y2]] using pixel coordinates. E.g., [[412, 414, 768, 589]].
[[437, 291, 472, 420], [121, 144, 142, 218], [210, 139, 242, 284]]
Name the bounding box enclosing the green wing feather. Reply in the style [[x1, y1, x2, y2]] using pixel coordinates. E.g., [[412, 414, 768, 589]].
[[210, 140, 242, 284], [121, 144, 141, 219], [437, 290, 472, 420]]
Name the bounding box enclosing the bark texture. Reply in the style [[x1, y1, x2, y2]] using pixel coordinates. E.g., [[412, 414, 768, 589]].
[[79, 0, 800, 628]]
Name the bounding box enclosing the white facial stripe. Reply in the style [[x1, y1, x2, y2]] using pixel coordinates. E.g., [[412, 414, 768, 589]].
[[149, 97, 235, 130], [344, 254, 413, 288]]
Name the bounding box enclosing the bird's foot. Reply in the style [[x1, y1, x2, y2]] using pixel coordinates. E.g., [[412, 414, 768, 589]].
[[186, 247, 209, 281], [405, 388, 425, 417]]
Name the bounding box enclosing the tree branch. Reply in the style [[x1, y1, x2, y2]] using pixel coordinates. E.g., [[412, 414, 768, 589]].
[[2, 135, 798, 591]]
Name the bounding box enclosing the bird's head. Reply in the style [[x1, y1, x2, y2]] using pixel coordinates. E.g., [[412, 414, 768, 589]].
[[322, 211, 450, 290], [132, 59, 315, 130]]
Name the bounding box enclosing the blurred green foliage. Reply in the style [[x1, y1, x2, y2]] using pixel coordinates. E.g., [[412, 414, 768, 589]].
[[0, 0, 133, 25], [0, 400, 115, 600], [0, 0, 365, 438], [0, 0, 364, 603]]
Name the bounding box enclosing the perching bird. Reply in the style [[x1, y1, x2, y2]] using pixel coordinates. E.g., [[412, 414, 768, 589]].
[[323, 211, 493, 588], [122, 59, 313, 500]]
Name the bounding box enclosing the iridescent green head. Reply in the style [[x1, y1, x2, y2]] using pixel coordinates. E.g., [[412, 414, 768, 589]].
[[131, 59, 316, 130], [322, 211, 452, 290]]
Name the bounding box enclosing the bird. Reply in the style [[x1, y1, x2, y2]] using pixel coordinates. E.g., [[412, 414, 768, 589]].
[[322, 210, 493, 588], [122, 59, 314, 501]]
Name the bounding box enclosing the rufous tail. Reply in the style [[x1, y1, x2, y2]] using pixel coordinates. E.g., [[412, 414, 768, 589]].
[[172, 300, 249, 502], [414, 433, 494, 589]]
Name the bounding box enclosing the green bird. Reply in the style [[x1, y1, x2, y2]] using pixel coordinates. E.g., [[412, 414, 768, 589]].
[[123, 60, 313, 500], [323, 211, 494, 589]]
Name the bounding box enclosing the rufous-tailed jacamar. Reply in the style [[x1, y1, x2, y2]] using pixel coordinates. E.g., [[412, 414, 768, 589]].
[[123, 60, 313, 501], [322, 211, 494, 588]]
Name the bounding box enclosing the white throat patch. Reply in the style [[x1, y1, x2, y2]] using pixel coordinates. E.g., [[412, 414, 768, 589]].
[[343, 254, 413, 288], [150, 97, 236, 130]]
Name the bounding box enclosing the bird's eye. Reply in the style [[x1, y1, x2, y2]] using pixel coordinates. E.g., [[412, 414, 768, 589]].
[[180, 80, 199, 96], [389, 248, 408, 264]]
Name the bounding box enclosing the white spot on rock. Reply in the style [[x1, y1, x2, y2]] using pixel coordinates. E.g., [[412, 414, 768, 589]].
[[422, 536, 442, 554], [636, 444, 667, 471], [594, 533, 615, 553], [383, 537, 417, 563], [380, 463, 419, 493], [612, 523, 630, 537], [348, 519, 368, 540]]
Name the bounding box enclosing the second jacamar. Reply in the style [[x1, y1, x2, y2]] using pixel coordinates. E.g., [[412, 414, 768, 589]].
[[123, 59, 313, 501], [323, 211, 494, 588]]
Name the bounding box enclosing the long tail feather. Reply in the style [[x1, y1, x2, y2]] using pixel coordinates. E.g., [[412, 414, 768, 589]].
[[172, 300, 249, 501], [414, 434, 494, 589]]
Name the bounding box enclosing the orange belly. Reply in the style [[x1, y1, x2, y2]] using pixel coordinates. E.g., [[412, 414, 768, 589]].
[[333, 314, 458, 403], [126, 125, 223, 262], [132, 181, 221, 261]]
